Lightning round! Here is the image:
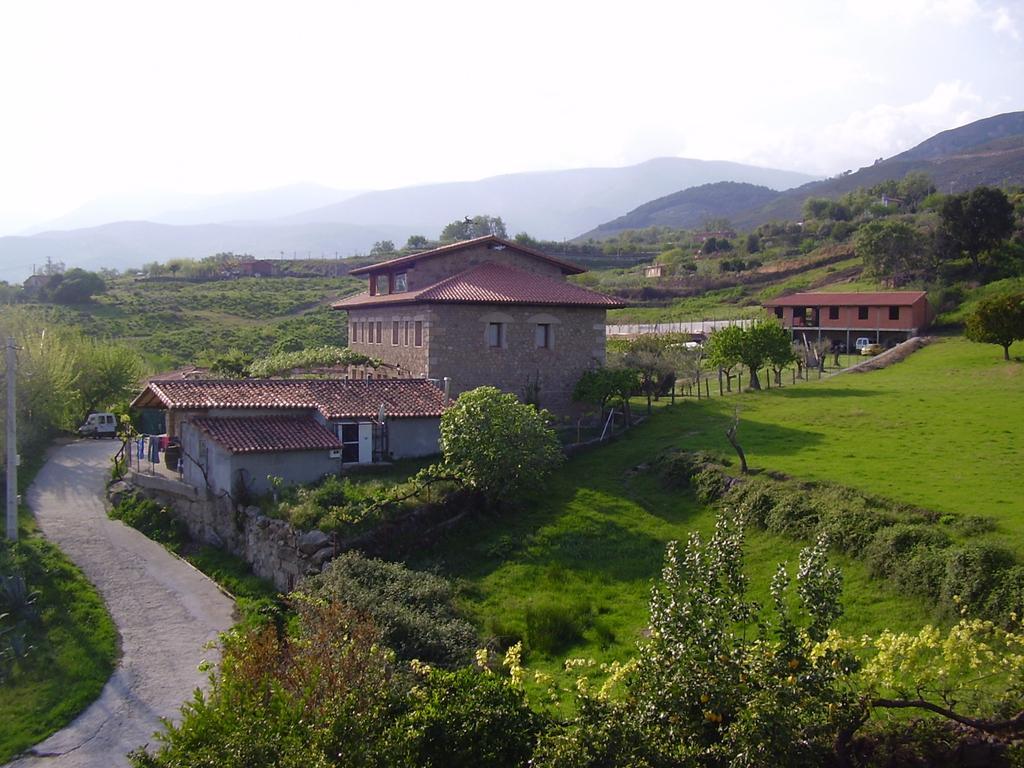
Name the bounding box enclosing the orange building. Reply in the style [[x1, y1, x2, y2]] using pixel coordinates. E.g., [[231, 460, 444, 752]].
[[763, 291, 933, 349]]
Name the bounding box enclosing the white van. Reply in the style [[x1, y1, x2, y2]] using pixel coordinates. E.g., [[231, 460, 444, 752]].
[[78, 412, 118, 439]]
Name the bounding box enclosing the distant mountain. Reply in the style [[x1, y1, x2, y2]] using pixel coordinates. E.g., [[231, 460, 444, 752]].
[[582, 110, 1024, 236], [580, 182, 781, 238], [278, 158, 817, 240], [23, 183, 363, 235], [0, 159, 816, 282], [0, 220, 420, 283]]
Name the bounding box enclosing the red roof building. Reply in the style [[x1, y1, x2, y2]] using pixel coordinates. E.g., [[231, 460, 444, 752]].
[[763, 291, 933, 348], [334, 235, 625, 413], [131, 378, 448, 493]]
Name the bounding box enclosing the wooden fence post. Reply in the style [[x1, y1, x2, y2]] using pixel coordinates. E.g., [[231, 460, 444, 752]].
[[705, 379, 710, 398]]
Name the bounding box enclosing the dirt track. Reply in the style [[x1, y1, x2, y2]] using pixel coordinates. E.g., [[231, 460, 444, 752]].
[[5, 440, 235, 768]]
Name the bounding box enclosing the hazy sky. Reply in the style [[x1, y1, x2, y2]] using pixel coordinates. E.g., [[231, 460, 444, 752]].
[[1, 0, 1021, 233]]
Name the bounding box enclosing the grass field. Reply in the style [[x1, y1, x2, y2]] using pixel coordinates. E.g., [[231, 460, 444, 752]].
[[0, 511, 117, 763], [414, 336, 1021, 697]]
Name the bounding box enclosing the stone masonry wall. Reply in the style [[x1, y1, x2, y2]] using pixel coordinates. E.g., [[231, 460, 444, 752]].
[[402, 244, 564, 290], [430, 304, 607, 414], [346, 306, 435, 378]]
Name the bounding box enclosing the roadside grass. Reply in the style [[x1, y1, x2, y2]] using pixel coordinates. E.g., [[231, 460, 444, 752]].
[[0, 502, 117, 763]]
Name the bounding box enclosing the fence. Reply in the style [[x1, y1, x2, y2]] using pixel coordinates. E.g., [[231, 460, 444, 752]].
[[606, 319, 755, 338]]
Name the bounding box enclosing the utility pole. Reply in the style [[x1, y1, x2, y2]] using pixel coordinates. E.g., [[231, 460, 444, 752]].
[[6, 337, 17, 541]]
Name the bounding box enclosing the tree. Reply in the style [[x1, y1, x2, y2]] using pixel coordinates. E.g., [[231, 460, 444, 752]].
[[48, 268, 106, 304], [572, 367, 637, 422], [370, 240, 396, 256], [854, 218, 925, 286], [745, 232, 760, 254], [897, 171, 936, 211], [440, 215, 507, 243], [704, 325, 744, 391], [405, 235, 430, 249], [75, 341, 144, 417], [965, 292, 1024, 361], [437, 386, 562, 505], [617, 336, 676, 414], [737, 320, 794, 390], [939, 186, 1015, 270]]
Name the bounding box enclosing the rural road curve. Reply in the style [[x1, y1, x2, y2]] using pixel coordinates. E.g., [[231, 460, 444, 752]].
[[6, 440, 236, 768]]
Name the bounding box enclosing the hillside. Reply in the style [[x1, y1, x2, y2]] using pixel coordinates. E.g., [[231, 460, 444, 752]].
[[580, 182, 780, 238], [584, 110, 1024, 236], [0, 158, 816, 283]]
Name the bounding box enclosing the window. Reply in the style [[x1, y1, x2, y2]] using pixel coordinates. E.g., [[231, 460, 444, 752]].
[[888, 306, 900, 321], [828, 306, 839, 320], [394, 272, 407, 292], [535, 323, 551, 349], [375, 321, 382, 344], [339, 423, 359, 463], [373, 274, 389, 295], [858, 306, 869, 320], [349, 321, 355, 342], [774, 307, 783, 319], [404, 320, 410, 346], [487, 322, 504, 348], [414, 320, 423, 347], [392, 321, 399, 345]]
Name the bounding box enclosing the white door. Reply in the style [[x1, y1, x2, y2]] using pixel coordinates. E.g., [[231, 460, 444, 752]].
[[358, 422, 373, 464]]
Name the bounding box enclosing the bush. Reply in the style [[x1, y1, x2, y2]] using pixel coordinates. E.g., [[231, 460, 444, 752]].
[[817, 504, 895, 557], [400, 668, 540, 768], [940, 543, 1015, 615], [525, 599, 591, 656], [303, 552, 477, 667], [985, 566, 1024, 622], [864, 524, 951, 580], [725, 477, 779, 529], [693, 467, 728, 505], [438, 386, 563, 506], [764, 490, 821, 540], [110, 493, 187, 550], [890, 547, 950, 602]]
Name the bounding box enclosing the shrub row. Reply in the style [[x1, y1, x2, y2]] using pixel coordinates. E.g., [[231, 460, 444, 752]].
[[663, 454, 1022, 623]]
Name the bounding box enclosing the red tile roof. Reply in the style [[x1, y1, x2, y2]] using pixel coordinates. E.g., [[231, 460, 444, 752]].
[[764, 291, 928, 307], [334, 262, 626, 309], [190, 415, 342, 454], [132, 378, 448, 419], [348, 235, 585, 276]]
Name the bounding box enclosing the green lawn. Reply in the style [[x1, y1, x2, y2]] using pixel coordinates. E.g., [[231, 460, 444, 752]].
[[0, 514, 117, 762], [415, 336, 1021, 697]]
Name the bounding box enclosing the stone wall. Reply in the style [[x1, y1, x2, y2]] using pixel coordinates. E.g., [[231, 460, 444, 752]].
[[347, 307, 435, 378], [429, 304, 607, 414]]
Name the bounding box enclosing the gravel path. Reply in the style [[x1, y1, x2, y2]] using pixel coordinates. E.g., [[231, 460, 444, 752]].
[[6, 440, 236, 768]]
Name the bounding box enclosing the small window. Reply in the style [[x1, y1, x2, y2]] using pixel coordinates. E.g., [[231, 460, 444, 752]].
[[392, 321, 399, 345], [404, 320, 410, 345], [858, 306, 869, 320], [889, 306, 900, 320], [792, 307, 802, 319], [414, 320, 423, 347], [487, 322, 504, 348], [373, 274, 389, 295], [394, 272, 407, 292], [774, 307, 783, 319], [339, 423, 359, 463], [535, 323, 551, 349], [375, 321, 382, 344], [828, 306, 839, 320], [349, 321, 355, 342]]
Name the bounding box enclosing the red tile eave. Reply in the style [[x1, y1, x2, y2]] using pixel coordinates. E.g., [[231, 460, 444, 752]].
[[347, 235, 586, 276], [763, 291, 927, 308]]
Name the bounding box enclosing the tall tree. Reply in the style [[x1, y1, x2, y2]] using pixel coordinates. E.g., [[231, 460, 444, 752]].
[[854, 218, 926, 286], [704, 325, 744, 391], [736, 320, 793, 390], [440, 215, 507, 243], [965, 293, 1024, 361], [938, 187, 1015, 269]]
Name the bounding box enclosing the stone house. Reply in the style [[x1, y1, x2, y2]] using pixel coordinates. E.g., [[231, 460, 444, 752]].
[[334, 235, 625, 413], [131, 378, 448, 496]]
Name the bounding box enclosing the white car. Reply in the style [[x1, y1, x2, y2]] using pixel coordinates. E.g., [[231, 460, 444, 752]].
[[78, 412, 118, 438]]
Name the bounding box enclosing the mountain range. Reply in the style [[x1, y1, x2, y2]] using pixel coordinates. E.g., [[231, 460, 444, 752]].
[[3, 110, 1023, 283], [0, 160, 815, 282], [583, 111, 1024, 237]]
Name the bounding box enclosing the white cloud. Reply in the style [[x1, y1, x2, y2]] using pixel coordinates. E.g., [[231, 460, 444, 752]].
[[745, 81, 984, 174], [990, 5, 1021, 38]]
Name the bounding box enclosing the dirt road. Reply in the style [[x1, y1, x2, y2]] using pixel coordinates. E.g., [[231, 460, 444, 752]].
[[6, 440, 235, 767]]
